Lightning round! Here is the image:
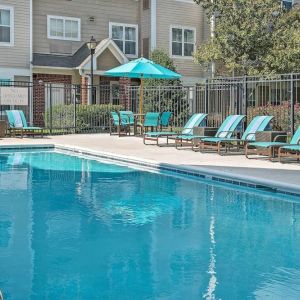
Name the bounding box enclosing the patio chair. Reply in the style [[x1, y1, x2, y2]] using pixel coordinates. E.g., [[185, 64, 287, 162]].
[[120, 110, 143, 135], [141, 112, 160, 134], [245, 126, 300, 161], [6, 110, 43, 138], [199, 115, 274, 155], [159, 111, 173, 131], [143, 113, 208, 146], [109, 111, 131, 136], [177, 114, 246, 151]]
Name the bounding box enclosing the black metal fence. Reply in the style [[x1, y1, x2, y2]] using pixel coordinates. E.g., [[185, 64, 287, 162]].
[[0, 73, 299, 134]]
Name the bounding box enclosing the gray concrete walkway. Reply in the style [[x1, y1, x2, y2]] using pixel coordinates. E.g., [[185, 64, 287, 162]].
[[1, 134, 300, 194]]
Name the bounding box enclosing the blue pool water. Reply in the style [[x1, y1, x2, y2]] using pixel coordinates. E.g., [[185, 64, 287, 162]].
[[0, 150, 300, 300]]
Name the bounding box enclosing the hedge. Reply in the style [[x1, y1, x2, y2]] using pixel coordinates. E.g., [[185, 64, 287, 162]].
[[44, 104, 124, 133]]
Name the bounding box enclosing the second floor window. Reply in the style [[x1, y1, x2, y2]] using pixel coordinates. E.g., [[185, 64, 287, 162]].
[[109, 22, 138, 57], [171, 26, 195, 57], [0, 6, 13, 46], [47, 16, 81, 41]]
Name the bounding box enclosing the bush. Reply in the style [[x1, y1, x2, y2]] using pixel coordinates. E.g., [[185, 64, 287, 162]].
[[143, 49, 190, 127], [247, 101, 300, 132], [44, 104, 124, 133]]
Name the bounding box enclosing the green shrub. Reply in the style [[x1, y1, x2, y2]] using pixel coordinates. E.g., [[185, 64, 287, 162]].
[[44, 104, 123, 133], [247, 101, 300, 132]]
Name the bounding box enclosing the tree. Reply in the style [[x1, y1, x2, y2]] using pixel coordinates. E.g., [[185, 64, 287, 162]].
[[142, 49, 190, 126], [193, 0, 300, 76]]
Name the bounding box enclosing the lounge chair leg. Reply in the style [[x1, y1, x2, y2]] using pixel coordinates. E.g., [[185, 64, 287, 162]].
[[278, 149, 282, 163], [269, 148, 273, 161], [245, 145, 250, 159]]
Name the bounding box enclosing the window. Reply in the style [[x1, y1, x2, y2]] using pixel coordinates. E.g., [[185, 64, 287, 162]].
[[47, 15, 81, 41], [143, 0, 150, 10], [0, 6, 13, 46], [171, 26, 195, 58], [109, 22, 138, 57]]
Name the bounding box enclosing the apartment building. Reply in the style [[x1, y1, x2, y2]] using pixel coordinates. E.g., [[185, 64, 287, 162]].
[[0, 0, 210, 88], [1, 0, 298, 87], [0, 0, 31, 82]]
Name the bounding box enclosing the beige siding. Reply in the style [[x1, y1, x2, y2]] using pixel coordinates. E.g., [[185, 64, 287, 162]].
[[33, 0, 140, 56], [96, 48, 120, 70], [156, 0, 209, 79], [140, 1, 151, 56], [0, 0, 30, 70]]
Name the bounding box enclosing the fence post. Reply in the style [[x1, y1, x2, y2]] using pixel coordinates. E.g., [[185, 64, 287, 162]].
[[49, 83, 53, 134], [74, 85, 77, 134], [28, 83, 32, 124], [290, 74, 295, 135], [243, 76, 248, 126], [205, 79, 209, 114], [158, 85, 161, 112]]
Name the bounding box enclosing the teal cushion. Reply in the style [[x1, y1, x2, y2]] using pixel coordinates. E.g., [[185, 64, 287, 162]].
[[145, 131, 175, 137], [248, 142, 287, 148], [280, 145, 300, 151]]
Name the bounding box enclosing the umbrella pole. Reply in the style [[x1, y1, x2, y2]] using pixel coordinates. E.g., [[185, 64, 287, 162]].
[[139, 77, 144, 124]]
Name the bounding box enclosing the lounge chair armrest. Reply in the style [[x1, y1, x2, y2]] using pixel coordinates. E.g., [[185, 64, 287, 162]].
[[244, 132, 256, 140], [273, 134, 288, 142], [217, 130, 236, 138]]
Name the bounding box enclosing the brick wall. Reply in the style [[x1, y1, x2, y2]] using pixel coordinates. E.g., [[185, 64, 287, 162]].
[[81, 76, 89, 105], [33, 73, 72, 126], [119, 77, 132, 110]]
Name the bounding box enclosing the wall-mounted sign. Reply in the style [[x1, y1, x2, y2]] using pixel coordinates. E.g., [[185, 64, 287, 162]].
[[0, 87, 28, 106]]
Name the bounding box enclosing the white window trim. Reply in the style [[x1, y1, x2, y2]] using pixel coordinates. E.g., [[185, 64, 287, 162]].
[[109, 22, 138, 58], [47, 15, 81, 41], [0, 5, 14, 47], [169, 25, 196, 60]]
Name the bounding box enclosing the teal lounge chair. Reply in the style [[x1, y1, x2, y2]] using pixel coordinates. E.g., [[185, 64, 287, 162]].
[[246, 126, 300, 161], [6, 110, 43, 138], [176, 114, 246, 151], [199, 115, 273, 155], [143, 113, 208, 146]]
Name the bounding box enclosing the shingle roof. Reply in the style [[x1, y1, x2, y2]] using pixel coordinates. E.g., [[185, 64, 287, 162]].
[[32, 44, 90, 68]]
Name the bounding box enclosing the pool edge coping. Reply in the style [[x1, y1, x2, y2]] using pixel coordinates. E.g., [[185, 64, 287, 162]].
[[55, 144, 300, 198], [1, 143, 300, 198]]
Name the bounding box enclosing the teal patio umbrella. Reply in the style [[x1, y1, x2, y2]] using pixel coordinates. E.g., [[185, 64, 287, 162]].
[[105, 57, 181, 116]]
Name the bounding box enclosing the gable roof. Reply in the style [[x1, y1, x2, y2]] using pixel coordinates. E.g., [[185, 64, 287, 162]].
[[78, 38, 128, 72], [32, 43, 90, 69], [32, 38, 127, 70]]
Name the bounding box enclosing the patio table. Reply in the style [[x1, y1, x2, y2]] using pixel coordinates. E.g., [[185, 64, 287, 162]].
[[133, 113, 145, 135]]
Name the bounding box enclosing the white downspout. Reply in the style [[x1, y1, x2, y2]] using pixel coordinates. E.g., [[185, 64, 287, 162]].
[[150, 0, 157, 51], [210, 0, 215, 77], [29, 0, 33, 123]]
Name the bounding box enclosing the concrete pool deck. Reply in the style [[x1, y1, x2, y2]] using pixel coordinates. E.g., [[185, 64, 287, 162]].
[[1, 133, 300, 195]]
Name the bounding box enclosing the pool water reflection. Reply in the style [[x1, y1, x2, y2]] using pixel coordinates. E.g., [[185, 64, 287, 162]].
[[0, 151, 299, 299]]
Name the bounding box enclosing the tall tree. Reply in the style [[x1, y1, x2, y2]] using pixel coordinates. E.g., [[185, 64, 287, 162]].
[[143, 49, 189, 126], [193, 0, 300, 75]]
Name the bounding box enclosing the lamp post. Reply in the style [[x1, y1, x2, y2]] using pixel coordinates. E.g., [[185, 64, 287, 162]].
[[87, 36, 97, 104]]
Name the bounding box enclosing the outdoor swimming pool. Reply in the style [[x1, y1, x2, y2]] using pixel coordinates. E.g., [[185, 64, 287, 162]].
[[0, 150, 299, 299]]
